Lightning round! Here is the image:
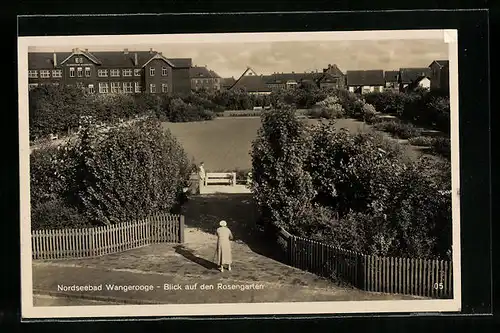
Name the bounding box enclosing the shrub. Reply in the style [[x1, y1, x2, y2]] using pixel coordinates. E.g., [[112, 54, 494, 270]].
[[373, 120, 422, 139], [362, 103, 377, 123], [251, 107, 316, 231], [261, 120, 453, 259], [72, 119, 191, 225], [31, 199, 92, 230], [29, 85, 93, 140], [432, 137, 451, 159], [167, 98, 215, 122], [30, 118, 191, 228], [408, 136, 435, 147], [309, 96, 346, 119]]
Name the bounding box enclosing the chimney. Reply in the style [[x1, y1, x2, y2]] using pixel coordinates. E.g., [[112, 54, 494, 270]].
[[85, 48, 88, 52], [149, 48, 154, 54], [53, 52, 57, 67], [134, 53, 138, 66], [124, 48, 129, 54]]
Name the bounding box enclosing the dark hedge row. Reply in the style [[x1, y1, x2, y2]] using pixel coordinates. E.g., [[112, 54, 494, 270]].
[[251, 107, 452, 260], [30, 118, 191, 229]]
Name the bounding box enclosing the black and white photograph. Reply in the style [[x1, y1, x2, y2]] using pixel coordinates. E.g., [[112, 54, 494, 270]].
[[19, 30, 461, 318]]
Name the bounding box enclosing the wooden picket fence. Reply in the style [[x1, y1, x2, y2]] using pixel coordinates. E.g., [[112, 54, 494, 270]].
[[277, 227, 453, 299], [32, 213, 184, 260]]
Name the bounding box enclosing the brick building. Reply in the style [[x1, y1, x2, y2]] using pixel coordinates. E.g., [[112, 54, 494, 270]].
[[190, 65, 221, 91], [28, 48, 192, 95]]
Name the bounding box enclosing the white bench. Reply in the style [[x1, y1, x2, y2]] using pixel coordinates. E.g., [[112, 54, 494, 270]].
[[204, 172, 236, 186]]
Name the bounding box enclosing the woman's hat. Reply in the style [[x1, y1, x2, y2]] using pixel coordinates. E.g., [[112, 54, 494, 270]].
[[219, 220, 227, 227]]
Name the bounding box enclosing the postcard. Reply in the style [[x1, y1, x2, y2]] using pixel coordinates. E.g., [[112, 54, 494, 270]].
[[19, 29, 461, 319]]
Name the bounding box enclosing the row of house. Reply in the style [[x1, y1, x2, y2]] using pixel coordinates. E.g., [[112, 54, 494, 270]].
[[27, 48, 449, 97], [223, 61, 450, 95]]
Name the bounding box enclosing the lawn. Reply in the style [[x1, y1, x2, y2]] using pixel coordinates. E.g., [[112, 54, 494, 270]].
[[162, 117, 377, 171]]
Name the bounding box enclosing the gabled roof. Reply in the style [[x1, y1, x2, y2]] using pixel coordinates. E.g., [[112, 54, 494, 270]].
[[140, 53, 176, 68], [399, 67, 432, 83], [59, 50, 102, 65], [208, 70, 221, 78], [317, 72, 343, 84], [229, 68, 271, 92], [190, 66, 221, 79], [322, 64, 344, 76], [28, 50, 192, 69], [384, 70, 399, 82], [429, 60, 449, 68], [346, 70, 385, 86]]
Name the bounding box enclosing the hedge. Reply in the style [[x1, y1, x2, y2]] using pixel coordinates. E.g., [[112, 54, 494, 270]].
[[30, 118, 191, 229], [251, 109, 452, 259]]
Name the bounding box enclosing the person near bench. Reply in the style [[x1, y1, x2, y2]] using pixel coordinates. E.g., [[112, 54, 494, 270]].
[[198, 162, 206, 194]]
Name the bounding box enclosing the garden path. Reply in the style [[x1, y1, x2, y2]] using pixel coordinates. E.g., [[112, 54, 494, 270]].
[[32, 194, 422, 304]]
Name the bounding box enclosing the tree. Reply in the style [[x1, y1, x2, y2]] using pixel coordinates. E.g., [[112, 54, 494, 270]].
[[251, 107, 316, 232]]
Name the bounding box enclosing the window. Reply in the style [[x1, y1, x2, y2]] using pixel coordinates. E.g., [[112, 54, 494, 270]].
[[161, 83, 168, 93], [75, 57, 84, 64], [134, 69, 141, 76], [88, 84, 95, 94], [85, 67, 91, 77], [77, 67, 83, 77], [28, 83, 38, 90], [40, 70, 51, 78], [52, 69, 62, 78], [110, 69, 120, 77], [149, 67, 155, 76], [150, 83, 156, 93], [134, 82, 142, 93], [69, 67, 75, 77], [98, 69, 108, 77], [111, 82, 121, 93], [162, 67, 168, 76], [98, 82, 109, 93], [123, 82, 133, 93], [122, 69, 132, 77], [28, 70, 38, 78]]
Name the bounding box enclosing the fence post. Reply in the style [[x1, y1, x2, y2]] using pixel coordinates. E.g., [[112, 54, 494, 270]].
[[232, 172, 236, 187], [179, 215, 185, 243], [356, 253, 364, 289]]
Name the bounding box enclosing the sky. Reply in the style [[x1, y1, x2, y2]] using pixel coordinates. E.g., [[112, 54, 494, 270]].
[[30, 39, 448, 78]]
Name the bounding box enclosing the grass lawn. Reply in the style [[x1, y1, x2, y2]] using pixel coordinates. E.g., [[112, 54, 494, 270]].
[[162, 117, 382, 171]]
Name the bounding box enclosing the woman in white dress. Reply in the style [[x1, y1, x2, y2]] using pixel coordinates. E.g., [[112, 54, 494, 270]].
[[214, 220, 233, 272]]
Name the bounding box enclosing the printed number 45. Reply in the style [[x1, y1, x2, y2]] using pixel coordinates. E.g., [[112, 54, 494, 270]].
[[433, 283, 444, 290]]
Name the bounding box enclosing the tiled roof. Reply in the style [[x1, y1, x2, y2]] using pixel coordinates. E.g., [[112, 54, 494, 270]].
[[263, 72, 321, 84], [399, 67, 431, 83], [322, 64, 344, 76], [28, 50, 192, 69], [221, 77, 236, 87], [230, 68, 271, 92], [384, 70, 399, 82], [346, 70, 385, 86], [317, 72, 342, 84], [190, 66, 215, 78], [208, 70, 221, 78], [430, 60, 449, 68]]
